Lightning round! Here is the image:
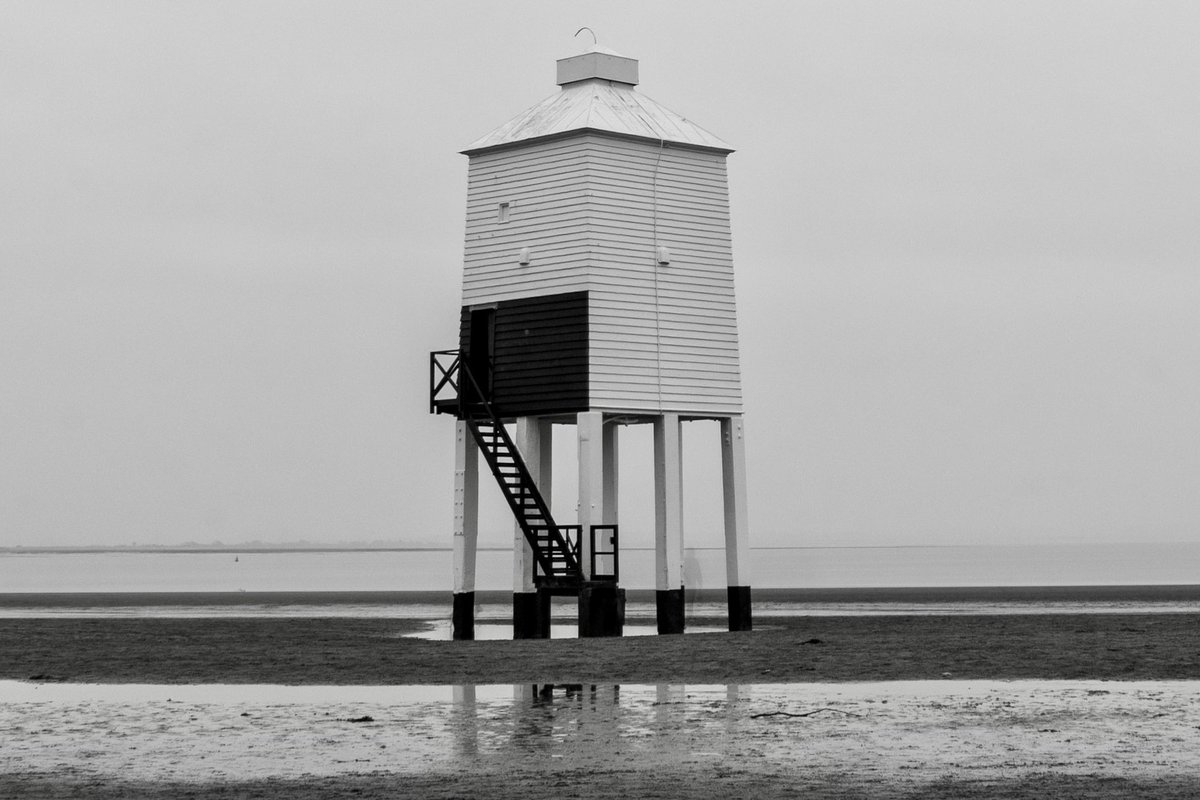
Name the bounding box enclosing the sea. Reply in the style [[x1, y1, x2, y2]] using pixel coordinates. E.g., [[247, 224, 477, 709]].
[[2, 542, 1199, 626]]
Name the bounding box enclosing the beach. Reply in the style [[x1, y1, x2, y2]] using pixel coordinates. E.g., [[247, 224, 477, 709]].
[[5, 679, 1200, 799], [3, 612, 1199, 684], [3, 609, 1200, 797]]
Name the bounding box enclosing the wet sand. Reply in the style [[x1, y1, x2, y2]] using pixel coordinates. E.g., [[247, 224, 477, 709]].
[[5, 679, 1200, 799], [2, 613, 1198, 684], [2, 612, 1200, 798]]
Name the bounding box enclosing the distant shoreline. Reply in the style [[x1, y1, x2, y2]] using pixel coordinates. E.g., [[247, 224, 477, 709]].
[[6, 541, 1195, 555], [0, 546, 449, 554], [3, 584, 1200, 607]]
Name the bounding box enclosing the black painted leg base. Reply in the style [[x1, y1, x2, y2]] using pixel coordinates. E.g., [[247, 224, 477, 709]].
[[513, 590, 552, 639], [452, 591, 475, 641], [727, 585, 753, 631], [579, 584, 625, 638], [656, 588, 685, 634]]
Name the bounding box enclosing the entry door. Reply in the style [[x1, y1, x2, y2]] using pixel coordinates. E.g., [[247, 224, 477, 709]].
[[467, 307, 496, 402]]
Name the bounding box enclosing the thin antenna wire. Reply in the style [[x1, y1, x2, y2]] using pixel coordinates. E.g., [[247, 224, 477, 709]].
[[574, 26, 597, 47], [651, 138, 665, 408]]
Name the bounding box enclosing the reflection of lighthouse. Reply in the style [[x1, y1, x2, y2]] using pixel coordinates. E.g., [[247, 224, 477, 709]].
[[431, 43, 752, 640]]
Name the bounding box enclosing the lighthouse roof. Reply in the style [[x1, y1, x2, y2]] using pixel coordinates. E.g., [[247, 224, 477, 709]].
[[462, 46, 732, 155]]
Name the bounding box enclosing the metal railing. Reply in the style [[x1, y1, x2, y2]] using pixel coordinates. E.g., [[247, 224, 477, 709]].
[[429, 349, 462, 414], [431, 348, 619, 587], [530, 524, 620, 584], [530, 524, 581, 583], [590, 525, 619, 582]]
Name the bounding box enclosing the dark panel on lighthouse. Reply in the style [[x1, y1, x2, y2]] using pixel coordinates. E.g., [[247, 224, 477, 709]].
[[459, 291, 588, 417]]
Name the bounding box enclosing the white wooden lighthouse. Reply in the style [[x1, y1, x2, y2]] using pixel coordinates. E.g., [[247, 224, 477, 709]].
[[431, 43, 751, 639]]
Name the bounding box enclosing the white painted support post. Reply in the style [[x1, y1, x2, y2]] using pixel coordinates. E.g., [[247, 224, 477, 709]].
[[452, 420, 479, 640], [592, 418, 620, 584], [513, 417, 552, 639], [721, 415, 753, 631], [602, 420, 619, 526], [653, 413, 685, 633], [576, 412, 624, 638], [577, 410, 605, 580], [579, 411, 624, 638], [513, 417, 552, 593]]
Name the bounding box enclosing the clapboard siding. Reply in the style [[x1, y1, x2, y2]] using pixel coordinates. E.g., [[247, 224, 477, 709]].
[[461, 138, 593, 306], [458, 291, 589, 418], [459, 130, 743, 416], [583, 134, 741, 415]]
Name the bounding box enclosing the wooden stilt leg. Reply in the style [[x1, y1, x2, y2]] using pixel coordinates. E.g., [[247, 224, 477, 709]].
[[513, 417, 552, 638], [654, 413, 685, 634], [722, 416, 752, 631], [452, 421, 479, 640]]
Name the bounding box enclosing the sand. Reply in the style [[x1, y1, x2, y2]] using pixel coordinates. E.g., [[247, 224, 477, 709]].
[[4, 679, 1200, 799], [2, 613, 1200, 798], [4, 613, 1199, 684]]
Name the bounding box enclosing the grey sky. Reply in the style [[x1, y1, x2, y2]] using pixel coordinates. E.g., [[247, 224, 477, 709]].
[[2, 1, 1198, 551]]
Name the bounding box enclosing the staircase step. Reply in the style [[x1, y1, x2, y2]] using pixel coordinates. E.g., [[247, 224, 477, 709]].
[[465, 414, 582, 579]]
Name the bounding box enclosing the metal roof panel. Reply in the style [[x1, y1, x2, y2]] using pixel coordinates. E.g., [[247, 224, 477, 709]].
[[463, 80, 732, 154]]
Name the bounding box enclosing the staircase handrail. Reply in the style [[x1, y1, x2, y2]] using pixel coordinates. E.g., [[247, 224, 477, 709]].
[[449, 353, 582, 583]]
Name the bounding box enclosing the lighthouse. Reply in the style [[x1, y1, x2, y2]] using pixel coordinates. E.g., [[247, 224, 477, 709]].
[[431, 43, 751, 639]]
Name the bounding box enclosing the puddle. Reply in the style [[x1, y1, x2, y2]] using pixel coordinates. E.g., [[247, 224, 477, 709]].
[[404, 621, 726, 639], [4, 680, 1200, 784]]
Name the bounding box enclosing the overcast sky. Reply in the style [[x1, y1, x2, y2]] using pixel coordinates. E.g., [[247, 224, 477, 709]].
[[3, 1, 1198, 551]]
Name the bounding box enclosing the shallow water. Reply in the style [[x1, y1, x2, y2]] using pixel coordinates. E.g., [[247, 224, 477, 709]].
[[5, 679, 1200, 784], [4, 597, 1200, 621], [402, 620, 728, 640], [5, 541, 1200, 593]]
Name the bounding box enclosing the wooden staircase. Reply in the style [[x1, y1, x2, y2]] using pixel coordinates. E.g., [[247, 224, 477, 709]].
[[431, 350, 583, 587], [466, 416, 582, 587]]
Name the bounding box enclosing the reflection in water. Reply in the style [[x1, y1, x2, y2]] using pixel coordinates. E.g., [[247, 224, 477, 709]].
[[7, 680, 1199, 785], [407, 621, 726, 640], [447, 683, 747, 766], [451, 685, 478, 758]]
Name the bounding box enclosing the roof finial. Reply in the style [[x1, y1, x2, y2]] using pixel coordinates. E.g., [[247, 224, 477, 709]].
[[574, 26, 598, 49]]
